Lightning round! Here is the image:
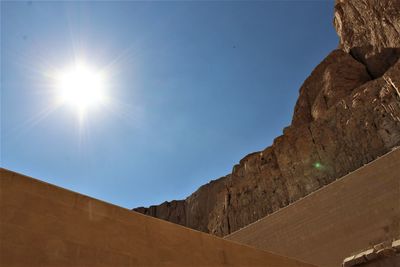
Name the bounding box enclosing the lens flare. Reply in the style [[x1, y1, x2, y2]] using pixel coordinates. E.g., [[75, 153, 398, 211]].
[[55, 61, 107, 117], [313, 162, 323, 170]]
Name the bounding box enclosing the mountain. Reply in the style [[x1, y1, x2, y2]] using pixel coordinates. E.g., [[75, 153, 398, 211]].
[[134, 0, 400, 237]]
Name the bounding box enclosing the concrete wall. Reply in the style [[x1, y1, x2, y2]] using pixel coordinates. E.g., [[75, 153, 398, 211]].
[[0, 168, 315, 267], [226, 148, 400, 267]]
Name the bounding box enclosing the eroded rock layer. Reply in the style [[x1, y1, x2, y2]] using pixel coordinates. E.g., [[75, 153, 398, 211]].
[[134, 0, 400, 237], [334, 0, 400, 78]]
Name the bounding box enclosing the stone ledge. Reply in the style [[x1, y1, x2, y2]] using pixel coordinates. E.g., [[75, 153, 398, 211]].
[[342, 239, 400, 267]]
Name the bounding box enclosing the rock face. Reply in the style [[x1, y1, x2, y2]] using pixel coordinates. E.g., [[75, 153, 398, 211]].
[[134, 0, 400, 237], [334, 0, 400, 78]]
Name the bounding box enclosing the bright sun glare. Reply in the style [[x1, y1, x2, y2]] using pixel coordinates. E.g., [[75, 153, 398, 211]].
[[55, 61, 107, 116]]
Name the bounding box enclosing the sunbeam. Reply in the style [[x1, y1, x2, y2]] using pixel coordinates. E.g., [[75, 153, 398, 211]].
[[53, 60, 108, 120]]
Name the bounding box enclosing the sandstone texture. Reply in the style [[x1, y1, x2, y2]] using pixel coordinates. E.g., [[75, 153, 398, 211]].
[[226, 148, 400, 267], [134, 0, 400, 237], [1, 169, 317, 267], [334, 0, 400, 78]]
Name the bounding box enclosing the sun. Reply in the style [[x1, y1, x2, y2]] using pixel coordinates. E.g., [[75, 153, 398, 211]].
[[55, 61, 107, 116]]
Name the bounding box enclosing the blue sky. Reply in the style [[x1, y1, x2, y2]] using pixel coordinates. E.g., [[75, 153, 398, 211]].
[[1, 1, 337, 209]]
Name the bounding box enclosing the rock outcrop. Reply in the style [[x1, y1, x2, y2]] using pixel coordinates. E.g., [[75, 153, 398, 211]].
[[334, 0, 400, 78], [134, 0, 400, 237]]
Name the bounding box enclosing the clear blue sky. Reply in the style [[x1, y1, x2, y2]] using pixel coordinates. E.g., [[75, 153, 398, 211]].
[[1, 1, 337, 209]]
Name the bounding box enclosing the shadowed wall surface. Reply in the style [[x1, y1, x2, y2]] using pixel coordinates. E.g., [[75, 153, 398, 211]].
[[0, 168, 315, 267], [360, 255, 400, 267], [226, 148, 400, 267]]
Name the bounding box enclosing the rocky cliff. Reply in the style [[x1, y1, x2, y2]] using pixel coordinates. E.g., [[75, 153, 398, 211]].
[[134, 0, 400, 237]]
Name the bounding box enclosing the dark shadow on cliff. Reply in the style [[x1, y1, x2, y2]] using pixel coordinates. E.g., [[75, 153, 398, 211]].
[[350, 46, 400, 78]]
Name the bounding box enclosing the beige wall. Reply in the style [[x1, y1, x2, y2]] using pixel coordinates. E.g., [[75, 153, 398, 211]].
[[0, 168, 315, 267], [226, 149, 400, 267]]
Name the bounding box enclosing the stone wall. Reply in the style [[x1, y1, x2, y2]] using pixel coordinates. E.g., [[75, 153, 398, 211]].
[[226, 148, 400, 267], [342, 239, 400, 267], [0, 168, 316, 267]]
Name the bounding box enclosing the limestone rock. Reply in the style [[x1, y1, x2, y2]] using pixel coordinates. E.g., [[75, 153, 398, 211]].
[[134, 200, 186, 227], [134, 0, 400, 237], [334, 0, 400, 77], [291, 49, 371, 127]]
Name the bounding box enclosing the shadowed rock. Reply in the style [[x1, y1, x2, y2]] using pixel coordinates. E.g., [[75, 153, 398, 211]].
[[334, 0, 400, 77]]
